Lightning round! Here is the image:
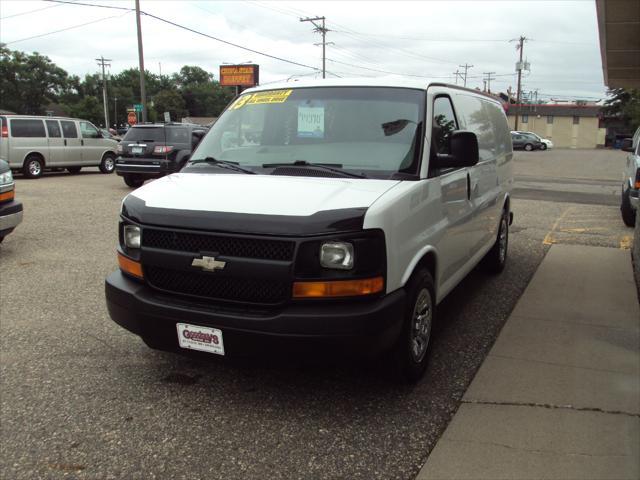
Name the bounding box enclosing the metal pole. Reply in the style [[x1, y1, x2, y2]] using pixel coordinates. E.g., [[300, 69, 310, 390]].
[[300, 16, 327, 78], [96, 56, 111, 128], [114, 97, 117, 128], [515, 36, 525, 130], [135, 0, 147, 122]]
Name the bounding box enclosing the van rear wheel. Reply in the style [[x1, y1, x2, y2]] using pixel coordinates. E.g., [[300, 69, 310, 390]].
[[621, 188, 636, 227], [23, 155, 43, 179], [482, 208, 509, 273], [392, 268, 435, 384]]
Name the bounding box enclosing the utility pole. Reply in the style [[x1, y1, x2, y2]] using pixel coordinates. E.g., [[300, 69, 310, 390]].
[[458, 63, 473, 87], [300, 16, 328, 78], [114, 97, 118, 129], [483, 71, 496, 93], [135, 0, 147, 122], [513, 35, 528, 130], [96, 56, 111, 128], [452, 69, 460, 85]]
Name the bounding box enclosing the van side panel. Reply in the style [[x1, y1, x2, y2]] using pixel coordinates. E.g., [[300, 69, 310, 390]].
[[8, 118, 49, 168]]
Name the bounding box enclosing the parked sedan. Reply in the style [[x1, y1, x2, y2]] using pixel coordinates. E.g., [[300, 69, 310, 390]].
[[515, 131, 553, 150], [511, 132, 544, 151], [0, 159, 23, 243]]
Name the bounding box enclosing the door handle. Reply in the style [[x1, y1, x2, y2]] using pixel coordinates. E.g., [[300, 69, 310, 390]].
[[466, 172, 471, 200], [81, 139, 84, 146], [64, 139, 67, 146]]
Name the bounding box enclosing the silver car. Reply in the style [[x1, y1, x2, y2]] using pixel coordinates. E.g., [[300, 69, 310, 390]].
[[0, 159, 23, 243], [621, 126, 640, 227], [0, 115, 118, 178]]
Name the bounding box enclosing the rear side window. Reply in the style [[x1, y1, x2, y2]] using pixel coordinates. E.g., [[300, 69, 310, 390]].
[[166, 128, 190, 144], [10, 119, 46, 138], [432, 96, 458, 155], [123, 127, 164, 142], [45, 120, 62, 138], [61, 121, 78, 138]]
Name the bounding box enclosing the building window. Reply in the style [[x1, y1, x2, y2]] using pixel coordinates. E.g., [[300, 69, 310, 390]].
[[573, 116, 580, 125], [547, 115, 554, 124], [522, 114, 528, 123]]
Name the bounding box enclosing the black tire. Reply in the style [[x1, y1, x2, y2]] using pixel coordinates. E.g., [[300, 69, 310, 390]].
[[23, 155, 44, 179], [67, 166, 82, 174], [99, 153, 116, 174], [392, 268, 435, 384], [524, 143, 533, 151], [482, 208, 509, 274], [540, 144, 547, 151], [0, 236, 4, 244], [124, 175, 144, 188], [621, 188, 636, 227]]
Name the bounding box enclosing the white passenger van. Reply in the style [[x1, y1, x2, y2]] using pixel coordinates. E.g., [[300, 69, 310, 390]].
[[0, 115, 118, 178], [106, 78, 513, 382]]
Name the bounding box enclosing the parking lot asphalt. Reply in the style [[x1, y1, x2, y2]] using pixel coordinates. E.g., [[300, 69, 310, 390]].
[[0, 149, 632, 480]]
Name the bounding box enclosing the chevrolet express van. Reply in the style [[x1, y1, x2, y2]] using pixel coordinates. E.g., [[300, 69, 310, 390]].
[[105, 79, 513, 382], [0, 115, 118, 178]]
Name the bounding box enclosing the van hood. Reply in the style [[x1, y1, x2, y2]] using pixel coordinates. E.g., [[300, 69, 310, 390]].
[[122, 173, 400, 235]]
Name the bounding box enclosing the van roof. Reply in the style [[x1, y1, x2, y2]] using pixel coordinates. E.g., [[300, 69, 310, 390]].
[[0, 114, 84, 121], [245, 76, 502, 103]]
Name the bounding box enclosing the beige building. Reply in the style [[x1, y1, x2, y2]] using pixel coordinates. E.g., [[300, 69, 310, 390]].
[[506, 105, 606, 148]]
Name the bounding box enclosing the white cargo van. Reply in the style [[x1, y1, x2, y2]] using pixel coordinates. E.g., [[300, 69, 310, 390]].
[[0, 115, 118, 178], [105, 79, 513, 382]]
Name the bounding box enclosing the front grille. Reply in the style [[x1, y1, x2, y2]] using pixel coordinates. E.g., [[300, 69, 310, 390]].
[[145, 266, 290, 304], [142, 229, 295, 261]]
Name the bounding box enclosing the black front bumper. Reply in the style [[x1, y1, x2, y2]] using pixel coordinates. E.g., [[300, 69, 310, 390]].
[[105, 271, 405, 358], [0, 200, 23, 237]]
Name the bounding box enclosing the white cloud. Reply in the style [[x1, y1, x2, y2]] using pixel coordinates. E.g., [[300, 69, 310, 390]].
[[0, 0, 606, 99]]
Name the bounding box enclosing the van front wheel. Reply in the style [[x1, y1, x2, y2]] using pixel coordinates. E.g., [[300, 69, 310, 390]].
[[99, 154, 116, 174], [23, 155, 43, 179], [392, 268, 435, 383]]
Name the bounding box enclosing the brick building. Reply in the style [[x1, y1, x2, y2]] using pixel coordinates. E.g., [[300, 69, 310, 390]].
[[505, 104, 606, 148]]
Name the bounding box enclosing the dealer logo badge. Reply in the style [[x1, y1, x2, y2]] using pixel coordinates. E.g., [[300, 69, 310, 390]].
[[191, 256, 226, 272]]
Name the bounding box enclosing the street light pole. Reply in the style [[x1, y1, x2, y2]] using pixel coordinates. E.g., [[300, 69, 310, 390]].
[[135, 0, 147, 122]]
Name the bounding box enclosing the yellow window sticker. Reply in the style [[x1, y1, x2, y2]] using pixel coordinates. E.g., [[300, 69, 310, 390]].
[[231, 90, 293, 110]]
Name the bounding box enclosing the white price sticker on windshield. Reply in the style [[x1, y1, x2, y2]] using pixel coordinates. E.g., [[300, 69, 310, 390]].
[[297, 106, 325, 138]]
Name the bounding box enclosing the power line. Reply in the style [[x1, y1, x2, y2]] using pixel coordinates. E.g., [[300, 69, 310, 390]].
[[43, 0, 322, 73], [0, 3, 63, 20], [43, 0, 132, 12], [5, 11, 129, 44]]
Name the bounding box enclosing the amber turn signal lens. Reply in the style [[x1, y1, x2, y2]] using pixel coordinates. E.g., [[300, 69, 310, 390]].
[[635, 181, 640, 189], [118, 252, 144, 279], [0, 190, 14, 202], [293, 276, 384, 298]]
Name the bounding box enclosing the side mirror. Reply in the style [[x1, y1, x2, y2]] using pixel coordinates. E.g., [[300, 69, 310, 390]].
[[621, 138, 634, 152], [433, 130, 479, 169], [192, 130, 205, 147]]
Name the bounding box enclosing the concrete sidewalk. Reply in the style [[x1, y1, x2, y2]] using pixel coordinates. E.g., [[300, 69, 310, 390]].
[[418, 244, 640, 480]]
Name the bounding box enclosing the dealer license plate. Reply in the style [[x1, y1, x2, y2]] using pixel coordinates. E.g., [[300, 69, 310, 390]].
[[131, 146, 144, 154], [176, 323, 225, 356]]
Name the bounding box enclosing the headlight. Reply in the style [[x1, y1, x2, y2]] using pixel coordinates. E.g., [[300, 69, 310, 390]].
[[124, 225, 141, 249], [0, 170, 13, 185], [320, 241, 354, 270], [116, 144, 123, 154]]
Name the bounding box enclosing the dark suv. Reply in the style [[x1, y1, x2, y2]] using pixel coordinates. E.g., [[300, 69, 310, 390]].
[[115, 123, 207, 188]]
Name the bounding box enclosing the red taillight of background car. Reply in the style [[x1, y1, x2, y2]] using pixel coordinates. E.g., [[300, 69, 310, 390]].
[[153, 145, 174, 155], [1, 125, 8, 138]]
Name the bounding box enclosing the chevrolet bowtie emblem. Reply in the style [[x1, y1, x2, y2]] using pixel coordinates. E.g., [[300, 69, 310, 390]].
[[191, 256, 226, 272]]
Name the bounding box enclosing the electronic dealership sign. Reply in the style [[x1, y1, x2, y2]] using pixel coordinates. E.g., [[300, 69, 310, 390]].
[[219, 64, 259, 87]]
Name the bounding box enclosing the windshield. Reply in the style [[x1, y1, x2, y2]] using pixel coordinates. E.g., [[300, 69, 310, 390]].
[[186, 87, 425, 178], [122, 127, 188, 143]]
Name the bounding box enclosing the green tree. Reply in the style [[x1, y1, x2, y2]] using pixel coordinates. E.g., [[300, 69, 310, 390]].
[[0, 44, 69, 114], [604, 88, 640, 130], [153, 89, 187, 121], [66, 96, 104, 126]]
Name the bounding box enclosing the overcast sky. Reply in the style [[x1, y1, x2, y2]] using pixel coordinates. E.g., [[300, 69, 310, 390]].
[[0, 0, 607, 102]]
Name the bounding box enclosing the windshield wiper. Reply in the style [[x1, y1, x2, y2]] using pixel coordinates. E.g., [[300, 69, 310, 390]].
[[262, 160, 366, 178], [190, 156, 256, 174]]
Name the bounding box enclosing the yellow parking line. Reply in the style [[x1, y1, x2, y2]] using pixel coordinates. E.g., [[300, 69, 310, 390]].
[[543, 206, 575, 245], [619, 236, 632, 250]]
